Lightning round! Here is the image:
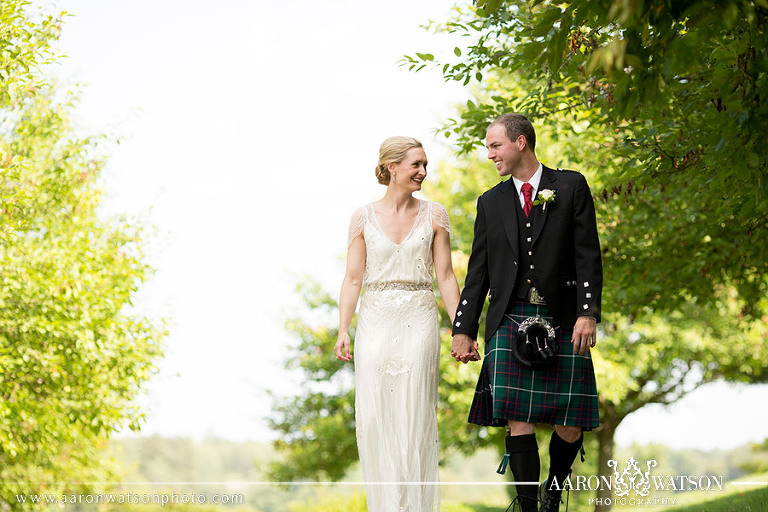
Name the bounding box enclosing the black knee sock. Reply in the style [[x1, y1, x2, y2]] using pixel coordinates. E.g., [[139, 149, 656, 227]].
[[547, 431, 583, 494], [505, 434, 540, 512]]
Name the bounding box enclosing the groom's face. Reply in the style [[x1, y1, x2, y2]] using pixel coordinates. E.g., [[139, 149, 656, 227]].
[[486, 124, 522, 177]]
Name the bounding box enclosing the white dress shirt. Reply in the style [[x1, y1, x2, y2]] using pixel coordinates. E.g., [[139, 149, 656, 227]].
[[512, 163, 543, 209]]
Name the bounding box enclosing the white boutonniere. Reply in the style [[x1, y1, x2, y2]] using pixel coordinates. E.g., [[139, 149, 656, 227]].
[[533, 189, 556, 210]]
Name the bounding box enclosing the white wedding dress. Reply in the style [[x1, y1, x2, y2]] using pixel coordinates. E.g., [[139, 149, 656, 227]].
[[347, 200, 450, 512]]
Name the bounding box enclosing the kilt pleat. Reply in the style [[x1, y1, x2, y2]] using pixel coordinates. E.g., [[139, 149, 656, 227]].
[[468, 300, 600, 429]]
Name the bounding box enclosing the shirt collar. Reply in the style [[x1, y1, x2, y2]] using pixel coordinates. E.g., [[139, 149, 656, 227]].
[[512, 163, 543, 196]]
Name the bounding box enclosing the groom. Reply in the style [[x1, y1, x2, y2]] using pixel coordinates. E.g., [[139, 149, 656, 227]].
[[451, 113, 603, 512]]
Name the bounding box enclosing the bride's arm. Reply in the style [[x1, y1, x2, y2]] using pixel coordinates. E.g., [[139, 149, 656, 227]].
[[433, 225, 460, 325], [335, 235, 365, 362]]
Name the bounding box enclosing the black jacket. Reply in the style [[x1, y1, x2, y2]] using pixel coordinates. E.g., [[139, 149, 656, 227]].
[[452, 165, 603, 340]]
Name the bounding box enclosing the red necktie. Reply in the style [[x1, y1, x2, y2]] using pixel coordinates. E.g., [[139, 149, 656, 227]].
[[522, 182, 533, 217]]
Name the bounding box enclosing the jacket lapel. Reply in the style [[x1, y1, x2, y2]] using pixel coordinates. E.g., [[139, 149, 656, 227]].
[[499, 177, 519, 253], [532, 166, 557, 246]]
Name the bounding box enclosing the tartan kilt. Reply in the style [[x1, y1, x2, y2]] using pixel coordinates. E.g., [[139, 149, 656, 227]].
[[468, 300, 600, 429]]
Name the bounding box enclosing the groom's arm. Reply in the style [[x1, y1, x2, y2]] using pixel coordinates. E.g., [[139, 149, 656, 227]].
[[453, 196, 490, 341], [572, 173, 602, 323]]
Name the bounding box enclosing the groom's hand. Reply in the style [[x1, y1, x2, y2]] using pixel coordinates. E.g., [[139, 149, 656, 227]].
[[451, 334, 480, 363], [572, 316, 597, 355]]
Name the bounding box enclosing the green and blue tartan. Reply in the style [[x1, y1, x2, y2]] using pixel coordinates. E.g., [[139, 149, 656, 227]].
[[468, 300, 600, 429]]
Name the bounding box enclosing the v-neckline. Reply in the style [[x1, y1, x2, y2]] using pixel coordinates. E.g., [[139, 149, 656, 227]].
[[369, 200, 424, 246]]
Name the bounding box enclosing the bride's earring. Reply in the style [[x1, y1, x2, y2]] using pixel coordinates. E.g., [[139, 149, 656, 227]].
[[392, 173, 397, 183]]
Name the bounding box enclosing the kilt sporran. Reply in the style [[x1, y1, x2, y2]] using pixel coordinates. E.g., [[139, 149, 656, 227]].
[[512, 314, 558, 369]]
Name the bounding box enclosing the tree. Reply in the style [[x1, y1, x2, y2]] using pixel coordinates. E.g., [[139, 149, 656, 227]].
[[0, 2, 165, 508], [267, 280, 359, 482], [405, 0, 768, 315], [1, 0, 61, 241], [399, 0, 768, 509]]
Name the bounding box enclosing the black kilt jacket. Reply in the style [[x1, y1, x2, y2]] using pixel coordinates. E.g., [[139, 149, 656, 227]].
[[452, 165, 603, 341]]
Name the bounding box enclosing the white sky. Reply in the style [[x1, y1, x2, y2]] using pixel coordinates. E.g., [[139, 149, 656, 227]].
[[49, 0, 767, 451]]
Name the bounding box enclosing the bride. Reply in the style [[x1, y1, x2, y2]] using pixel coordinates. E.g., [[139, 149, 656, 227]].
[[334, 136, 460, 512]]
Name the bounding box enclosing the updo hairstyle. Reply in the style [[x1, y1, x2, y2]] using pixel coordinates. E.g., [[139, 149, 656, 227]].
[[375, 136, 423, 186]]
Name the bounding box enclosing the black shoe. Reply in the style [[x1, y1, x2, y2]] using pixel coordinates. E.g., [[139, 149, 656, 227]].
[[539, 479, 566, 512]]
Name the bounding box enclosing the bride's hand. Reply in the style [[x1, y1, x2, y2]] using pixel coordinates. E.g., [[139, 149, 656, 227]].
[[451, 333, 480, 363], [334, 332, 353, 362]]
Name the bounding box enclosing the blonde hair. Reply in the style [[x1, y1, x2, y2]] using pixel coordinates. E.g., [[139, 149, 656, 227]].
[[375, 136, 423, 185]]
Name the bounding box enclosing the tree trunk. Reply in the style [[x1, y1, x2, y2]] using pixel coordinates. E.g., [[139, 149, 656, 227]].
[[594, 420, 617, 512]]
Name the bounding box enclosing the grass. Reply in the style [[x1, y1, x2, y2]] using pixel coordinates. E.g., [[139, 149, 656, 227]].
[[638, 472, 768, 512], [442, 486, 768, 512], [672, 485, 768, 511], [442, 505, 500, 512]]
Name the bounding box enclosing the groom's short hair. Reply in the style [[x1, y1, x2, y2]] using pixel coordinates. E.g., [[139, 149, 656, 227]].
[[490, 113, 536, 152]]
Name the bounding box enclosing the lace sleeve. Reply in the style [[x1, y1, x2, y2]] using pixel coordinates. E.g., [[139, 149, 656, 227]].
[[431, 202, 452, 238], [347, 207, 366, 247]]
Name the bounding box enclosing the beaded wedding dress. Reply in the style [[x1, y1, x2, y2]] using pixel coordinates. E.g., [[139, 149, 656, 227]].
[[347, 200, 450, 512]]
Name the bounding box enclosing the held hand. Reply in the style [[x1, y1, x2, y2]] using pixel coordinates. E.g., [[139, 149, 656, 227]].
[[334, 332, 353, 362], [451, 333, 481, 364], [571, 316, 597, 355]]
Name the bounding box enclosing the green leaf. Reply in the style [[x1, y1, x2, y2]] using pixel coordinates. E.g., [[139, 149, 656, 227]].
[[476, 0, 504, 13], [532, 7, 563, 38]]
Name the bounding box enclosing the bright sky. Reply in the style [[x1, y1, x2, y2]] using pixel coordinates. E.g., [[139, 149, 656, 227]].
[[50, 0, 767, 451]]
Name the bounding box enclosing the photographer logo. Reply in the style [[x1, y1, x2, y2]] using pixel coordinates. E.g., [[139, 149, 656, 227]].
[[549, 456, 724, 508]]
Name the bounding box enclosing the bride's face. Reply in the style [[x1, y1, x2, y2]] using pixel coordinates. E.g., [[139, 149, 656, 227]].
[[391, 147, 428, 191]]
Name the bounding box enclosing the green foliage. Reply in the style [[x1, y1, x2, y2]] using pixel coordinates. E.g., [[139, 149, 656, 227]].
[[267, 281, 358, 482], [287, 491, 367, 512], [0, 0, 64, 241], [108, 436, 283, 512], [740, 440, 768, 474], [0, 0, 62, 101], [615, 442, 758, 485], [0, 85, 166, 507], [0, 2, 165, 508], [595, 293, 768, 427], [422, 158, 504, 257], [669, 483, 768, 512], [403, 4, 768, 510], [408, 0, 768, 316]]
